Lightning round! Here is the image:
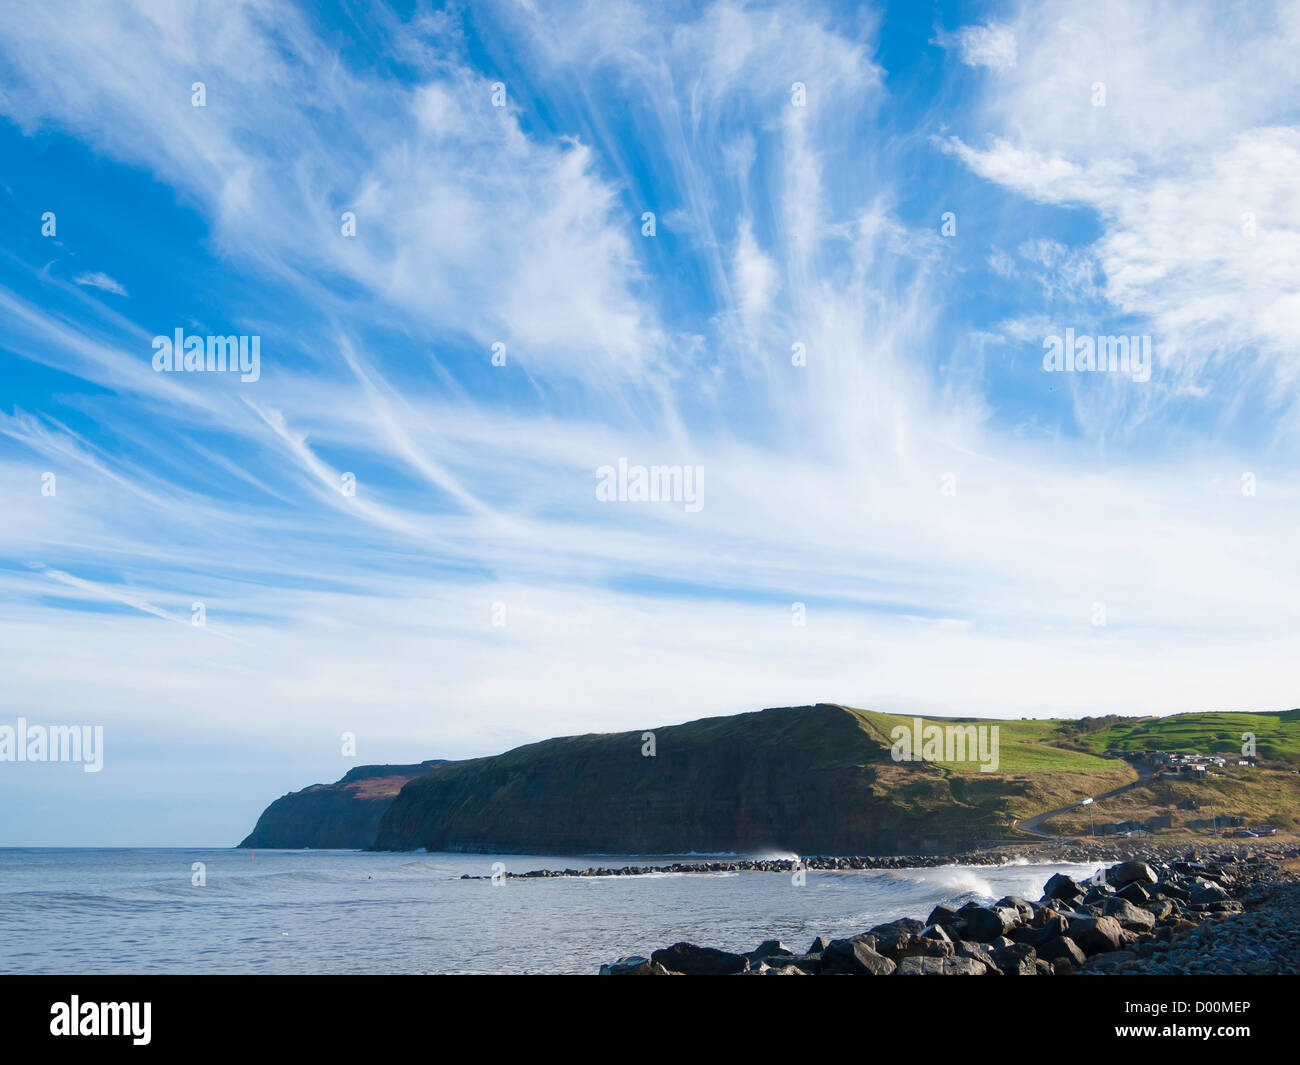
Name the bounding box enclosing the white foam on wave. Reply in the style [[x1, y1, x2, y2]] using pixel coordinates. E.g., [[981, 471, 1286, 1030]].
[[904, 866, 997, 900]]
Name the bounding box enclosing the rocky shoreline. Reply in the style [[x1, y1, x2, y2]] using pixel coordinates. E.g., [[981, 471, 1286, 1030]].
[[462, 838, 1287, 880], [594, 844, 1300, 975]]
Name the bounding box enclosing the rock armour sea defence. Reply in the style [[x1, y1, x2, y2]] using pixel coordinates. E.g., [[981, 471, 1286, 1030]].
[[598, 848, 1300, 975]]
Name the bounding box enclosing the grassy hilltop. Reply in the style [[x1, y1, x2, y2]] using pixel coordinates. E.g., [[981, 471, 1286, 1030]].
[[1078, 708, 1300, 761]]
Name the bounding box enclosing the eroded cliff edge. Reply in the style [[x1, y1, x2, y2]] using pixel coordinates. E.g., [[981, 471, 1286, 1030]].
[[239, 760, 447, 849]]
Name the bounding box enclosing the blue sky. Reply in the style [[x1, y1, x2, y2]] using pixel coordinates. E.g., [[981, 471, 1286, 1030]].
[[2, 0, 1299, 845]]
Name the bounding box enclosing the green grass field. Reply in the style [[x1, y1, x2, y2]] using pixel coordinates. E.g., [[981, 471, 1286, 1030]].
[[1085, 709, 1300, 762], [845, 707, 1118, 774]]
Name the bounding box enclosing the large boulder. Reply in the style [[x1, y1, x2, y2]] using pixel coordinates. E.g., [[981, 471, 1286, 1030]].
[[600, 955, 675, 975], [1066, 915, 1125, 956], [1083, 883, 1116, 905], [926, 904, 959, 927], [761, 964, 809, 976], [896, 955, 992, 975], [888, 934, 954, 960], [962, 906, 1018, 942], [1189, 880, 1231, 904], [771, 953, 824, 975], [1031, 904, 1064, 928], [868, 917, 926, 955], [820, 936, 897, 975], [1042, 873, 1085, 905], [1118, 881, 1153, 904], [989, 942, 1039, 975], [1037, 935, 1087, 968], [1102, 897, 1157, 932], [1107, 861, 1158, 887], [1145, 898, 1176, 920], [746, 940, 794, 963], [995, 896, 1036, 922], [1083, 949, 1140, 973], [1157, 880, 1191, 902], [921, 923, 953, 942], [952, 940, 995, 963], [649, 942, 749, 975]]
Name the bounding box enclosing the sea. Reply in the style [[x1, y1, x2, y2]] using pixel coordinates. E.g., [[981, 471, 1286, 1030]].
[[0, 848, 1105, 974]]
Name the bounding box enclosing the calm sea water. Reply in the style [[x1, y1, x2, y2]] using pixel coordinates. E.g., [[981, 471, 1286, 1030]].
[[0, 848, 1102, 974]]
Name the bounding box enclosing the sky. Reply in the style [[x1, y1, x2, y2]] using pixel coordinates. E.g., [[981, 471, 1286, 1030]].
[[1, 0, 1299, 845]]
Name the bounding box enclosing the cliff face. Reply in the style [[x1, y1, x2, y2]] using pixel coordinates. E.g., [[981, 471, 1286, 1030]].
[[239, 760, 447, 849], [371, 705, 989, 854]]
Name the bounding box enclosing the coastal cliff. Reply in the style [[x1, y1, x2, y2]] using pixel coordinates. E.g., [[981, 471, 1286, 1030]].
[[370, 704, 1041, 854], [244, 703, 1300, 854], [239, 760, 447, 849]]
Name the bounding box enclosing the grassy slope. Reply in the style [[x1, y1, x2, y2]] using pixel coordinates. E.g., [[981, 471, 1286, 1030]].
[[1042, 768, 1300, 835], [1086, 709, 1300, 762], [846, 707, 1117, 773], [838, 706, 1135, 827]]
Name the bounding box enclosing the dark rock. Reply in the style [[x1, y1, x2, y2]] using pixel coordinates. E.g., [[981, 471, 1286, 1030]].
[[650, 942, 749, 975], [1083, 949, 1139, 972], [1107, 861, 1158, 887], [926, 904, 959, 927], [953, 940, 994, 962], [807, 936, 830, 954], [773, 953, 824, 974], [896, 955, 992, 975], [1083, 884, 1115, 905], [1118, 881, 1153, 904], [889, 934, 954, 960], [1031, 905, 1063, 928], [995, 896, 1036, 922], [962, 906, 1017, 942], [1043, 873, 1084, 904], [868, 917, 925, 953], [989, 942, 1038, 975], [1101, 897, 1157, 932], [1037, 935, 1087, 968], [747, 939, 793, 962], [1067, 915, 1125, 956], [1189, 880, 1230, 904], [1157, 880, 1191, 902], [820, 936, 896, 975], [600, 955, 674, 975]]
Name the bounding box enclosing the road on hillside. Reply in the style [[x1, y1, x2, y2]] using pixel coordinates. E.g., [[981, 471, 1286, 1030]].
[[1015, 762, 1156, 838]]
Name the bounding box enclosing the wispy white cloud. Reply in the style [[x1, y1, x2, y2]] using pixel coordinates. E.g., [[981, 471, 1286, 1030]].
[[1, 0, 1299, 846], [73, 271, 127, 296], [932, 21, 1017, 70]]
